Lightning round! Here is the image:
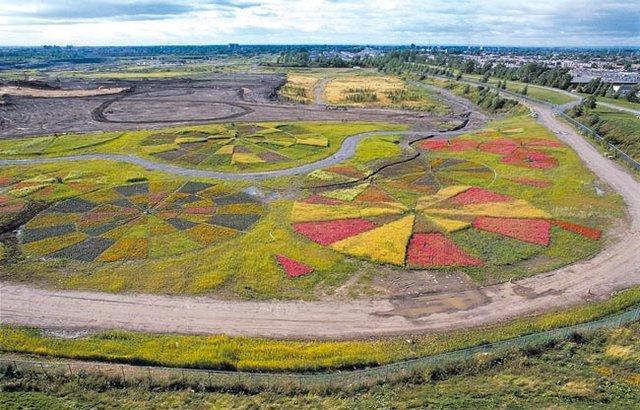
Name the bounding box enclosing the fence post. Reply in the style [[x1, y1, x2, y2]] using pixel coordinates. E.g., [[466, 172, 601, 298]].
[[120, 365, 126, 383]]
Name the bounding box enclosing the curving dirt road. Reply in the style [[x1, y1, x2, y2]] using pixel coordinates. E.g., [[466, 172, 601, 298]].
[[1, 98, 639, 339]]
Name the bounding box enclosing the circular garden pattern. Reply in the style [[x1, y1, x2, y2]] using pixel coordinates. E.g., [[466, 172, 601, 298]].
[[291, 159, 601, 269], [19, 181, 265, 262], [142, 124, 329, 168]]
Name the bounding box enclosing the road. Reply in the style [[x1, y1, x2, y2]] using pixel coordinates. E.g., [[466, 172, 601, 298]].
[[1, 98, 639, 339]]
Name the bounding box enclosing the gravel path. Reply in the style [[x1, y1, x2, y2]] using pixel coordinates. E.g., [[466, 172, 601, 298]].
[[0, 130, 433, 180], [1, 98, 639, 339]]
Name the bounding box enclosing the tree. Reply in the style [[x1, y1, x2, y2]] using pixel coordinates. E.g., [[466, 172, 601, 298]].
[[481, 72, 490, 83], [520, 84, 528, 96], [584, 95, 597, 109]]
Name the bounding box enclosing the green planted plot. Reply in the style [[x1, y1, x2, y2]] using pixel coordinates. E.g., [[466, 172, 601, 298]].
[[0, 122, 407, 173]]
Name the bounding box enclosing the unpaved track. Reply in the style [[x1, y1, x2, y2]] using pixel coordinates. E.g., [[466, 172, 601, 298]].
[[1, 100, 639, 339]]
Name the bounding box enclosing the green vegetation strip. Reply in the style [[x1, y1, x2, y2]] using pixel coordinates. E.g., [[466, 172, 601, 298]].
[[1, 287, 639, 373]]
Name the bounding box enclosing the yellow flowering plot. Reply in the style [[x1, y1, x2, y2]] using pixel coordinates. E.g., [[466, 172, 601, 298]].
[[232, 152, 265, 164], [98, 237, 148, 262], [296, 136, 329, 147], [331, 214, 415, 265], [215, 144, 234, 155], [427, 216, 471, 232], [291, 202, 406, 223], [425, 200, 551, 219], [415, 185, 471, 210], [502, 128, 524, 134], [22, 231, 87, 255], [321, 183, 370, 201]]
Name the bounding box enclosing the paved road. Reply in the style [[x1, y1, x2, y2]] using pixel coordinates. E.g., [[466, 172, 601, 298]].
[[1, 98, 639, 339]]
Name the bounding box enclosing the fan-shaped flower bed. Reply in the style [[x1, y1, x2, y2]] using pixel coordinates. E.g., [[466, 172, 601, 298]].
[[19, 181, 265, 262]]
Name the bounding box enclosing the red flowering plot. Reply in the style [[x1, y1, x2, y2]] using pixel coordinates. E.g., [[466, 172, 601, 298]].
[[450, 187, 512, 205], [510, 177, 552, 188], [552, 220, 601, 241], [525, 139, 563, 148], [420, 139, 448, 151], [501, 148, 558, 169], [407, 233, 483, 267], [472, 217, 552, 246], [293, 218, 376, 245], [479, 139, 518, 155], [448, 140, 479, 151], [276, 255, 314, 278]]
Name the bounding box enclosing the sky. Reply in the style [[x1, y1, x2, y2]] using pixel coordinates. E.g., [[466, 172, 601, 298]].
[[0, 0, 638, 47]]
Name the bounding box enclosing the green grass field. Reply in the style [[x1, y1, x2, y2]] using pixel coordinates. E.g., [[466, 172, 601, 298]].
[[3, 320, 639, 408], [1, 287, 638, 372]]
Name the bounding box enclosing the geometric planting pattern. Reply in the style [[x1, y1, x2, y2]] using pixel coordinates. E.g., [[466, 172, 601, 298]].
[[421, 137, 561, 169], [20, 181, 265, 262], [144, 123, 329, 169], [292, 160, 601, 269]]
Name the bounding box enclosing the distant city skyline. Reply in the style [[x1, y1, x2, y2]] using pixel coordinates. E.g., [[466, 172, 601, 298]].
[[0, 0, 638, 47]]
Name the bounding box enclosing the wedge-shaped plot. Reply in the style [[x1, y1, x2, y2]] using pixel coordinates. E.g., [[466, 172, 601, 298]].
[[291, 201, 406, 223], [426, 199, 551, 219], [415, 186, 471, 210], [331, 214, 415, 265]]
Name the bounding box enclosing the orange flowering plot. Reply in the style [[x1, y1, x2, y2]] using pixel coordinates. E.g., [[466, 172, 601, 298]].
[[552, 220, 602, 241], [473, 217, 552, 246]]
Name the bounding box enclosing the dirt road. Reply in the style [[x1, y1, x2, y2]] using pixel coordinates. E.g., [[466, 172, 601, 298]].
[[1, 99, 638, 339]]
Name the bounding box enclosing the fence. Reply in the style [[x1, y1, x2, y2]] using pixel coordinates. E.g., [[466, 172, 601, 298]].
[[2, 306, 639, 393]]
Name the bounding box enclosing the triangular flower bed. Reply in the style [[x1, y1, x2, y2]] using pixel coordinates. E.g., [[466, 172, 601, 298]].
[[293, 218, 376, 245], [407, 233, 483, 268], [276, 255, 314, 278], [472, 216, 552, 246], [450, 187, 512, 205], [552, 220, 601, 241]]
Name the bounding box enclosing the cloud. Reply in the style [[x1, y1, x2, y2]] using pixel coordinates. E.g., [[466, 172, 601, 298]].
[[0, 0, 637, 46]]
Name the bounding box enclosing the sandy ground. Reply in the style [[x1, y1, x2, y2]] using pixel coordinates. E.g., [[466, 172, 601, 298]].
[[1, 99, 638, 339], [0, 86, 128, 98]]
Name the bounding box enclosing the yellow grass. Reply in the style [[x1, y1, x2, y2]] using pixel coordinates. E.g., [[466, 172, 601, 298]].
[[428, 216, 471, 232], [426, 199, 551, 219], [291, 202, 406, 222], [331, 214, 415, 265], [278, 74, 319, 104], [22, 232, 87, 255], [324, 76, 405, 106], [231, 152, 264, 164], [416, 186, 471, 209], [97, 238, 148, 262], [215, 145, 234, 155], [295, 136, 329, 147], [321, 183, 370, 201]]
